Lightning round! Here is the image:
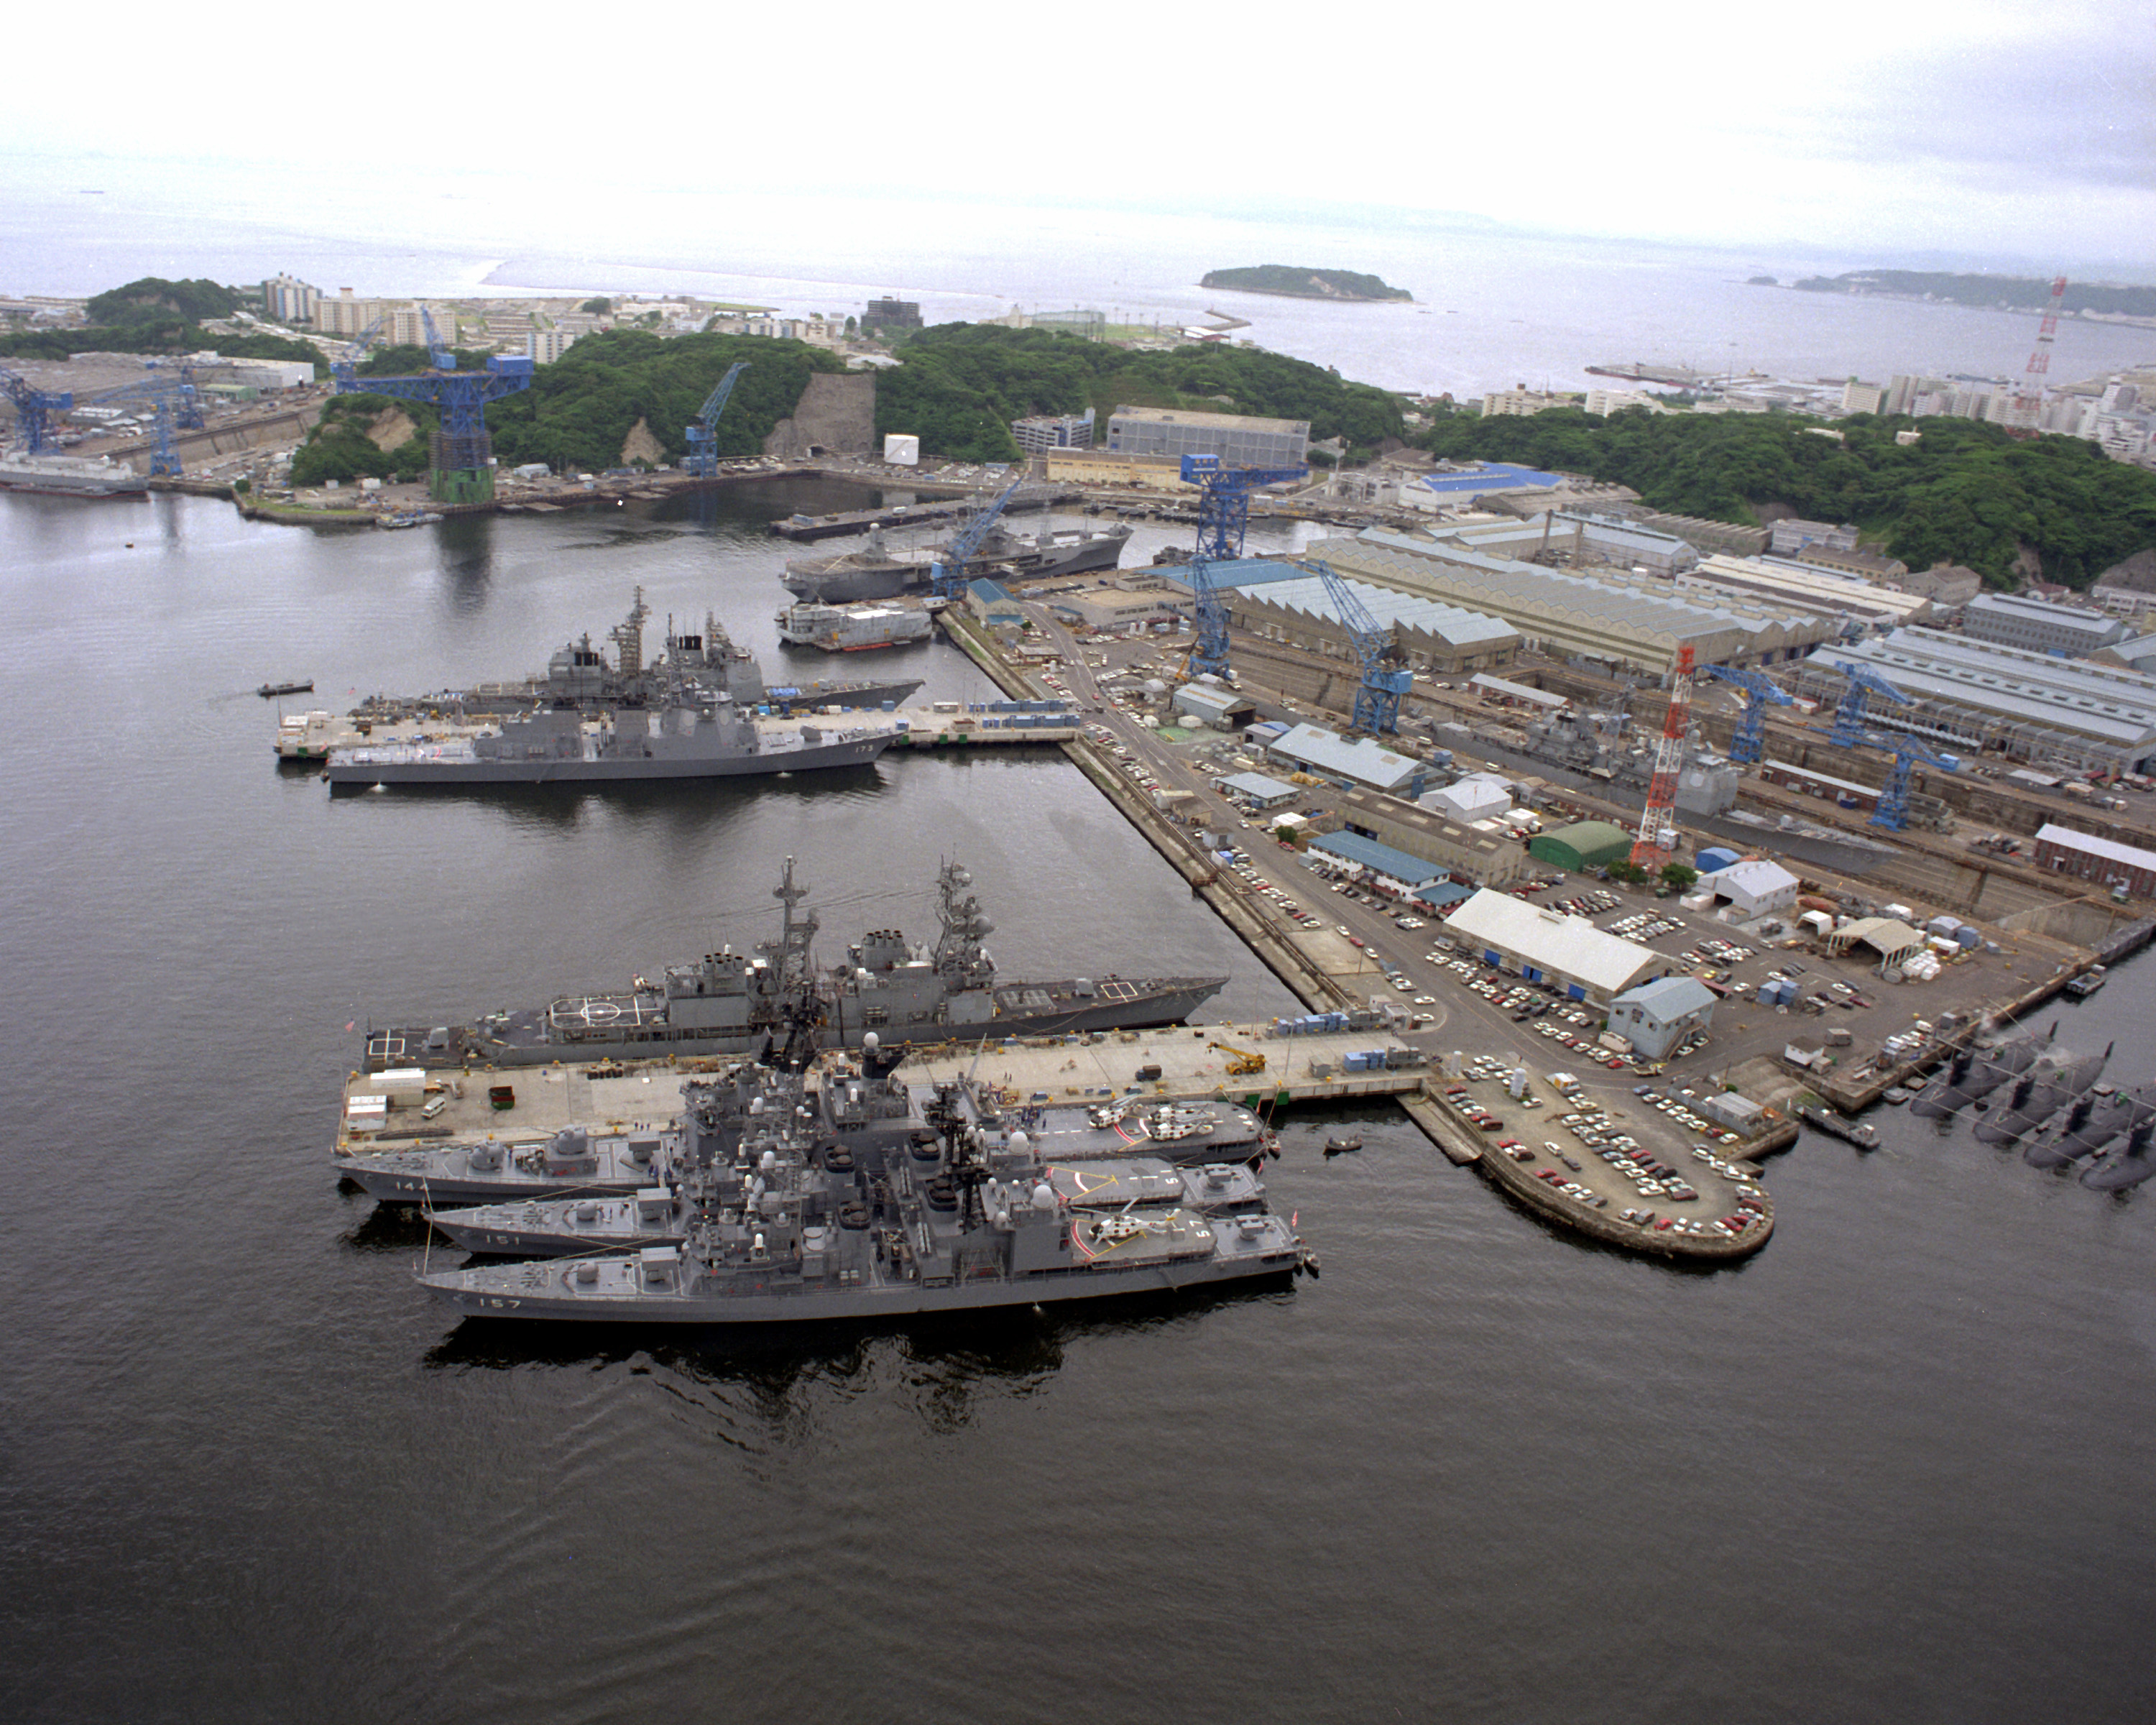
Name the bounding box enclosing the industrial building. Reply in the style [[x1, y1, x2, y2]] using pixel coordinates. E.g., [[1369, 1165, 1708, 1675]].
[[1328, 785, 1527, 886], [1262, 724, 1424, 795], [1208, 566, 1521, 678], [863, 298, 923, 332], [1309, 529, 1838, 676], [1792, 628, 2156, 773], [1421, 773, 1511, 824], [1171, 683, 1256, 729], [1041, 448, 1193, 490], [1432, 511, 1701, 577], [1696, 858, 1800, 917], [1441, 889, 1662, 1004], [1769, 519, 1859, 556], [1405, 461, 1570, 504], [1217, 771, 1298, 809], [1607, 976, 1719, 1059], [1527, 820, 1636, 873], [1106, 406, 1309, 468], [1676, 553, 1932, 630], [1961, 594, 2132, 658], [2032, 824, 2156, 898], [1049, 578, 1194, 632], [1307, 831, 1457, 898]]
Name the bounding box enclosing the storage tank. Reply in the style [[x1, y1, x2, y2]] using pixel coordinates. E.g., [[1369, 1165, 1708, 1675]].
[[883, 433, 920, 466]]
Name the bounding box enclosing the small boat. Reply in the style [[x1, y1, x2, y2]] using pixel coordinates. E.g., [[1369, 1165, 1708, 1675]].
[[1322, 1134, 1363, 1156], [1795, 1104, 1878, 1149], [2065, 967, 2107, 999], [257, 679, 314, 698]]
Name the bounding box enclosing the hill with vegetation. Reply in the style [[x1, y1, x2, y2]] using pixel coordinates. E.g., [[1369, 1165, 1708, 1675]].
[[1416, 405, 2156, 588], [1199, 265, 1411, 303], [879, 323, 1404, 461], [1789, 270, 2156, 321], [1, 277, 322, 375]]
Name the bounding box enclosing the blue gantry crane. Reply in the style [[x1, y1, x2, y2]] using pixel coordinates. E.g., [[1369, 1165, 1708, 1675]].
[[87, 377, 199, 477], [1302, 556, 1414, 734], [1825, 659, 1959, 829], [1, 364, 73, 454], [1181, 453, 1307, 560], [1828, 658, 1914, 748], [929, 474, 1026, 599], [1174, 454, 1309, 684], [1700, 663, 1794, 763], [683, 362, 749, 477], [331, 308, 534, 505], [1867, 729, 1961, 832]]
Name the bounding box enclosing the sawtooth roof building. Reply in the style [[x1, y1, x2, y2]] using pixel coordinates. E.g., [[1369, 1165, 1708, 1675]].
[[1308, 528, 1838, 676], [1205, 566, 1520, 678], [1790, 627, 2156, 773]]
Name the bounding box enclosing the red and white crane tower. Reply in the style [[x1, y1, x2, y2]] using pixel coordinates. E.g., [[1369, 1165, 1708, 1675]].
[[2009, 274, 2068, 430], [1630, 643, 1695, 866]]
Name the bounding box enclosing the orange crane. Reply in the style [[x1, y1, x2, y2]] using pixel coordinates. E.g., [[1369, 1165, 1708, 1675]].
[[1630, 644, 1695, 865]]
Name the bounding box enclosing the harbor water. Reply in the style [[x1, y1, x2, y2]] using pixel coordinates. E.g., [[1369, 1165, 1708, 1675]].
[[4, 484, 2155, 1724]]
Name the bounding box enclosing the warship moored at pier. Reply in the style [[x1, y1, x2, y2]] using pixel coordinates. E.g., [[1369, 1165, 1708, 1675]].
[[362, 858, 1228, 1070]]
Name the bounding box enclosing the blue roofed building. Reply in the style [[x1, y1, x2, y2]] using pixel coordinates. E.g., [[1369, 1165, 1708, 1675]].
[[1607, 975, 1719, 1059], [1308, 829, 1453, 896]]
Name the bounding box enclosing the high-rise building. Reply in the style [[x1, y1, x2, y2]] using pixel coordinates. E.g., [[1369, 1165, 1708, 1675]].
[[528, 328, 577, 364], [262, 273, 320, 326], [1011, 408, 1095, 454]]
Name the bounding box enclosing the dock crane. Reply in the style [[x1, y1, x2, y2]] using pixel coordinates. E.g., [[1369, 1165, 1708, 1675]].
[[1699, 663, 1793, 763], [1825, 660, 1959, 829], [1183, 453, 1307, 561], [929, 473, 1026, 598], [1828, 659, 1915, 748], [86, 377, 200, 477], [1866, 729, 1960, 832], [1175, 454, 1309, 684], [1, 364, 73, 454], [1302, 556, 1414, 734], [683, 362, 749, 477], [330, 313, 534, 506]]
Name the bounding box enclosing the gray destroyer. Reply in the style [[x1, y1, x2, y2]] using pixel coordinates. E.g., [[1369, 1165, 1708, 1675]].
[[417, 1063, 1309, 1325], [323, 696, 896, 787], [362, 858, 1229, 1070], [352, 587, 921, 725]]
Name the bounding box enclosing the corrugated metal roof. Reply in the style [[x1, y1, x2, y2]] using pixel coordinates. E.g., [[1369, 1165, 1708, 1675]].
[[1700, 858, 1799, 898], [2037, 822, 2156, 873], [1616, 975, 1719, 1018], [1225, 571, 1516, 648], [1309, 830, 1450, 885], [1266, 723, 1422, 791], [1443, 888, 1660, 993], [1830, 629, 2156, 747], [1416, 461, 1566, 493], [1221, 771, 1295, 801]]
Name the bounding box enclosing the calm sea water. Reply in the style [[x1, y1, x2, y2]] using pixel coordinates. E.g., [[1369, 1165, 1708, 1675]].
[[6, 167, 2153, 400], [2, 482, 2153, 1723]]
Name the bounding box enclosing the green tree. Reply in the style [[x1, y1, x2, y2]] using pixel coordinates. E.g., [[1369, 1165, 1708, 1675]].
[[1660, 862, 1697, 891]]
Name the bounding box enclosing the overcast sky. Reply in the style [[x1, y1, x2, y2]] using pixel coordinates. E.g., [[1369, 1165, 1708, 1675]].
[[6, 0, 2149, 271]]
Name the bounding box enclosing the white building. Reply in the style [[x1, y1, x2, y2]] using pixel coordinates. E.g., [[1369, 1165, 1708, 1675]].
[[1421, 773, 1511, 824], [1697, 858, 1800, 917], [1442, 888, 1662, 1005], [528, 329, 578, 364]]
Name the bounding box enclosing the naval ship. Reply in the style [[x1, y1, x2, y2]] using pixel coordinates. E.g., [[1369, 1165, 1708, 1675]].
[[781, 520, 1133, 604], [322, 695, 897, 787], [360, 858, 1228, 1071], [353, 588, 922, 724], [416, 1062, 1309, 1325]]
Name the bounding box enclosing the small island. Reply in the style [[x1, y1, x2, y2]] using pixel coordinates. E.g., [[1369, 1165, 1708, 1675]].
[[1200, 265, 1412, 303]]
